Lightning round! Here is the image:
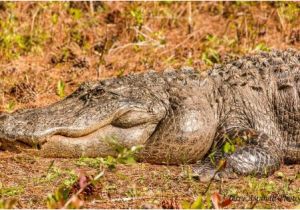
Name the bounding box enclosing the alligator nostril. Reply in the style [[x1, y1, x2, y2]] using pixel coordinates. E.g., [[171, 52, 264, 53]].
[[36, 144, 42, 150]]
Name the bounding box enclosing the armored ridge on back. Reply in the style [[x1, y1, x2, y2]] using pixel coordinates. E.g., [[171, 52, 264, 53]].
[[0, 49, 299, 180]]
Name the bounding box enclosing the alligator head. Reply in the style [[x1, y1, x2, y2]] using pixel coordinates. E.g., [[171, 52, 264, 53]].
[[0, 73, 169, 157]]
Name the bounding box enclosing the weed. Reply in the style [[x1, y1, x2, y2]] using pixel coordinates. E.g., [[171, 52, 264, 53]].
[[0, 185, 24, 197], [180, 165, 194, 181], [130, 7, 144, 28], [181, 192, 231, 209], [125, 185, 140, 198], [253, 42, 270, 52], [68, 8, 82, 20], [47, 170, 103, 208], [51, 13, 59, 25], [0, 9, 49, 60], [69, 27, 87, 47], [116, 68, 125, 77], [276, 2, 300, 24], [47, 186, 71, 209], [76, 157, 102, 169], [35, 166, 76, 187], [200, 34, 237, 66], [181, 195, 212, 209], [56, 80, 66, 98], [201, 48, 220, 66], [99, 137, 143, 170], [222, 141, 236, 154], [5, 100, 15, 112], [62, 172, 78, 188], [247, 177, 278, 197]]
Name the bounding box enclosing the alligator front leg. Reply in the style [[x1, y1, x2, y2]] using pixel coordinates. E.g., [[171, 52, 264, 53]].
[[192, 127, 283, 181]]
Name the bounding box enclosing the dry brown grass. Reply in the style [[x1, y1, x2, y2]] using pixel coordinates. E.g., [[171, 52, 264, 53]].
[[0, 2, 300, 208], [1, 2, 300, 111]]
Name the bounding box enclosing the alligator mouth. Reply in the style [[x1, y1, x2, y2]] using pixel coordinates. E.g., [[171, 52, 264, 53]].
[[0, 119, 158, 158]]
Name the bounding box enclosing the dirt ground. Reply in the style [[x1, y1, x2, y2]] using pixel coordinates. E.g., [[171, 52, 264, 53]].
[[0, 152, 299, 209], [0, 2, 300, 208]]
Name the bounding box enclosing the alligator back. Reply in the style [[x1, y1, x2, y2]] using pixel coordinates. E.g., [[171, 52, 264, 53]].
[[208, 49, 300, 163]]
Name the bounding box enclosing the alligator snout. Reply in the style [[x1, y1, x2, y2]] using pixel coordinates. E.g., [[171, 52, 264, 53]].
[[0, 78, 168, 155]]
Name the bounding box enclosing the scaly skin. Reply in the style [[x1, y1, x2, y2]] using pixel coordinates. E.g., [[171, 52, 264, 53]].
[[0, 49, 299, 179]]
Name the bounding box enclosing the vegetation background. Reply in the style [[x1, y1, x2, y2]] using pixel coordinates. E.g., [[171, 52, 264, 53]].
[[0, 1, 299, 208]]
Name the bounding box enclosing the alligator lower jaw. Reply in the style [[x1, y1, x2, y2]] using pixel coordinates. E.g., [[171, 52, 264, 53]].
[[14, 123, 157, 158]]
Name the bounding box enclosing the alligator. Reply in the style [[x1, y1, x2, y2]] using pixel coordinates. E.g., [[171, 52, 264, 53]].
[[0, 49, 299, 180]]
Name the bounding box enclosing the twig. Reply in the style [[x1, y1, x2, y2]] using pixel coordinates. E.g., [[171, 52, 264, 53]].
[[63, 187, 86, 209], [89, 0, 94, 16], [131, 26, 157, 42], [187, 1, 193, 34], [276, 8, 286, 33], [30, 9, 40, 39], [203, 160, 227, 195], [93, 194, 192, 204], [46, 160, 55, 174], [187, 2, 193, 59], [108, 41, 161, 54]]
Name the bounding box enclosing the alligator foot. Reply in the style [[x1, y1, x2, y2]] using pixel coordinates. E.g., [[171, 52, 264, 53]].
[[192, 126, 283, 181]]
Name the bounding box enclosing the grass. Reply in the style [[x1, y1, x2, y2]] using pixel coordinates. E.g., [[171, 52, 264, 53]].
[[0, 2, 300, 208], [0, 185, 24, 197], [0, 153, 299, 208]]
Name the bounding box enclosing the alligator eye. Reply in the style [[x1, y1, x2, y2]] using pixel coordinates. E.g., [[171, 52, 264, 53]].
[[79, 86, 106, 102], [93, 87, 105, 95]]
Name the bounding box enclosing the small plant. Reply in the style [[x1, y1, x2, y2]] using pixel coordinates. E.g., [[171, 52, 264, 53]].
[[201, 35, 221, 66], [201, 48, 220, 66], [125, 185, 140, 198], [222, 141, 236, 155], [180, 165, 194, 181], [181, 195, 210, 209], [5, 100, 15, 113], [69, 8, 82, 20], [57, 80, 66, 98], [37, 166, 62, 184], [276, 2, 300, 24], [130, 7, 144, 28], [200, 34, 237, 66], [75, 157, 102, 168], [51, 13, 59, 25], [35, 166, 76, 186], [100, 137, 143, 170], [181, 192, 231, 209], [47, 186, 71, 209], [47, 170, 103, 209], [247, 177, 277, 198], [116, 68, 125, 77], [253, 43, 270, 52], [0, 185, 24, 197], [0, 10, 49, 60]]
